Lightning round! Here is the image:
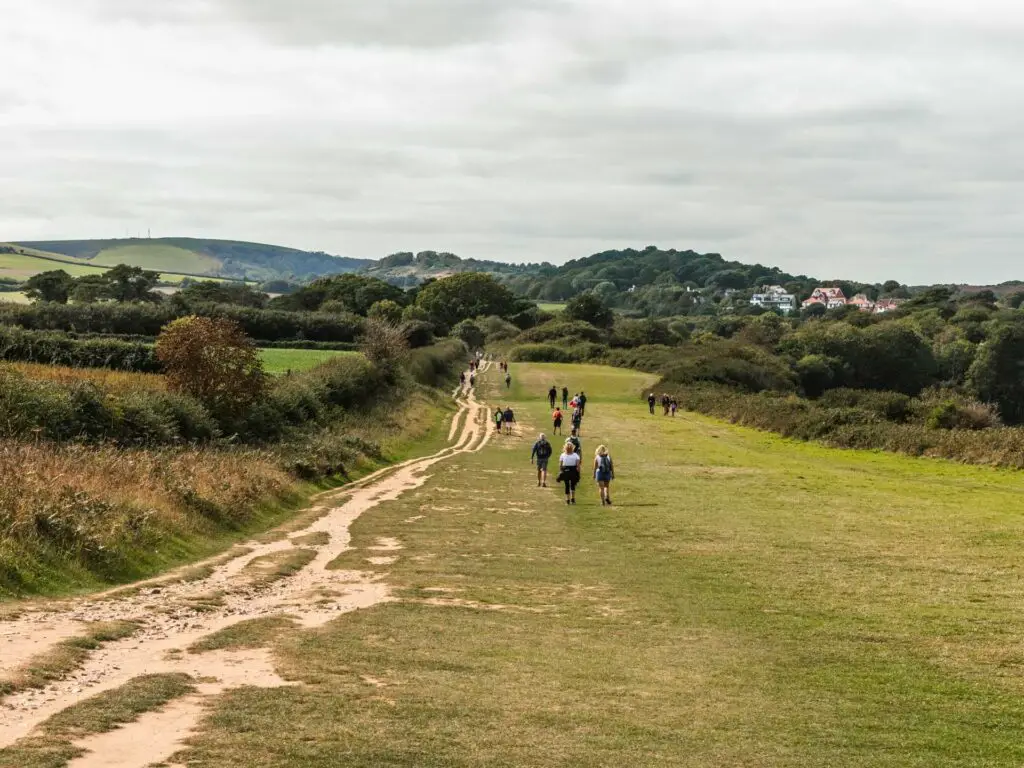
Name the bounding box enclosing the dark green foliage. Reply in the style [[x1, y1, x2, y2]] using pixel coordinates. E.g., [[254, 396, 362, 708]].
[[103, 264, 162, 302], [564, 292, 614, 328], [414, 273, 518, 328], [0, 369, 219, 445], [451, 320, 486, 350], [177, 281, 269, 308], [0, 326, 158, 371], [24, 270, 75, 304], [0, 302, 364, 343], [270, 274, 406, 314], [968, 324, 1024, 424], [517, 320, 605, 345]]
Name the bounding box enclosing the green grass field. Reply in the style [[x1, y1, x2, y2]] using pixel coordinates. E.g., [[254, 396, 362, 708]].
[[0, 292, 31, 305], [0, 244, 237, 285], [537, 301, 566, 313], [94, 245, 221, 275], [135, 361, 1024, 766], [258, 348, 358, 374]]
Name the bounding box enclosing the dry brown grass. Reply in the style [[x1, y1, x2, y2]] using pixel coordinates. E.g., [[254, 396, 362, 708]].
[[6, 362, 166, 393]]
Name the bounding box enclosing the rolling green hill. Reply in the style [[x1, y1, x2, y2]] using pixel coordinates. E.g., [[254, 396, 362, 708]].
[[361, 250, 545, 288], [12, 238, 374, 282]]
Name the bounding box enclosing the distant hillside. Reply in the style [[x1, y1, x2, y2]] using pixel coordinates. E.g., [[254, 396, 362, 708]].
[[361, 250, 545, 288], [13, 238, 373, 282]]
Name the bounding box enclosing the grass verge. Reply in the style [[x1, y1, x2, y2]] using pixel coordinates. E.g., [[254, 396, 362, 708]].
[[171, 362, 1024, 766]]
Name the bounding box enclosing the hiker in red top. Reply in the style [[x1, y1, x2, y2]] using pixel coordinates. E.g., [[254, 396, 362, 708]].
[[552, 407, 564, 435]]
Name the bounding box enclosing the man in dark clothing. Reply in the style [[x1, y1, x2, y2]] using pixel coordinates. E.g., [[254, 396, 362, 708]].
[[561, 387, 569, 409], [531, 433, 553, 487], [578, 391, 588, 416], [648, 393, 656, 414], [571, 408, 583, 435], [503, 406, 516, 435], [567, 428, 582, 457], [548, 386, 557, 409], [505, 373, 512, 389]]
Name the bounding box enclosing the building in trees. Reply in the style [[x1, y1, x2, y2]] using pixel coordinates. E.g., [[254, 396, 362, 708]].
[[802, 287, 848, 310], [750, 285, 796, 314]]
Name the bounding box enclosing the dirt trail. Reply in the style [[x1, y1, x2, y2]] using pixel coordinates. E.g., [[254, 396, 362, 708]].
[[0, 362, 493, 759]]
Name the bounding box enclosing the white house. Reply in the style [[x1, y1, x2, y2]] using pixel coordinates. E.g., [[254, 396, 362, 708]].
[[750, 285, 797, 314]]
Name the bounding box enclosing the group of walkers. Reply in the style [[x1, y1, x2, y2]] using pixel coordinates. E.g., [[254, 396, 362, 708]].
[[531, 430, 614, 506], [648, 392, 678, 417], [493, 405, 516, 435]]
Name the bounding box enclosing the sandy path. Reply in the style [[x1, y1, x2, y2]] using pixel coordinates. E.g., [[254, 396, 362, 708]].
[[0, 363, 493, 760]]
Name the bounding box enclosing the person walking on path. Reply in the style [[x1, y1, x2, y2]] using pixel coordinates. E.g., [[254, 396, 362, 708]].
[[647, 393, 656, 414], [571, 408, 583, 435], [494, 407, 504, 433], [567, 428, 582, 457], [561, 387, 569, 409], [469, 374, 475, 388], [670, 399, 678, 418], [662, 393, 670, 416], [548, 385, 558, 409], [552, 407, 564, 435], [558, 441, 582, 505], [531, 433, 553, 487], [505, 372, 512, 390], [593, 445, 615, 506], [578, 391, 588, 417], [503, 405, 516, 435], [460, 371, 466, 387]]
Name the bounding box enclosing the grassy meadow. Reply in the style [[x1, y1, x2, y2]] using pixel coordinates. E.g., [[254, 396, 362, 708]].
[[258, 348, 358, 374], [93, 244, 222, 275], [166, 361, 1024, 766]]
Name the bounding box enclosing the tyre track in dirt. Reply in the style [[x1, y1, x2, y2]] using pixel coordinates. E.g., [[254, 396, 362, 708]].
[[0, 362, 494, 758]]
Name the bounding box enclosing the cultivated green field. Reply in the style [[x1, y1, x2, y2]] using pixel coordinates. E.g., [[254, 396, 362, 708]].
[[164, 361, 1024, 766], [94, 244, 222, 275], [0, 245, 228, 285], [258, 348, 357, 374], [0, 292, 31, 305]]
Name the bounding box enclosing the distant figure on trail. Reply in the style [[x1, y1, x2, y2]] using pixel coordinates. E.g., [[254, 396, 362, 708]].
[[670, 399, 678, 418], [460, 372, 466, 387], [494, 408, 504, 433], [469, 374, 476, 388], [531, 433, 553, 487], [594, 445, 615, 506], [569, 394, 579, 410], [548, 386, 557, 409], [558, 441, 582, 505], [505, 373, 512, 389], [561, 387, 569, 409], [552, 407, 564, 435], [503, 406, 516, 435], [571, 408, 583, 435], [647, 393, 656, 414], [578, 391, 588, 416], [661, 394, 670, 416], [567, 428, 582, 457]]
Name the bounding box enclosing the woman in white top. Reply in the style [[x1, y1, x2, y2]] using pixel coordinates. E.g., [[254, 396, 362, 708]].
[[558, 441, 582, 505]]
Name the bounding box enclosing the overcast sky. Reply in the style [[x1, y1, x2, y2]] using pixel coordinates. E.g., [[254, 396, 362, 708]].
[[3, 0, 1023, 283]]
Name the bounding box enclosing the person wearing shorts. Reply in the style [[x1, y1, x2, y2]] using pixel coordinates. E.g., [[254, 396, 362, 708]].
[[503, 406, 516, 435], [531, 433, 553, 487], [494, 408, 504, 433], [552, 408, 563, 435], [593, 445, 615, 506], [558, 441, 582, 505]]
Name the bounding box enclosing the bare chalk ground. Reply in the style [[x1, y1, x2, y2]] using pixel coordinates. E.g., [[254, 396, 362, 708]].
[[0, 363, 494, 766]]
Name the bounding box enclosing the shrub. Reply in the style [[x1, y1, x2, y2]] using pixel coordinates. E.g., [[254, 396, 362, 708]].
[[451, 319, 486, 350], [517, 320, 604, 345], [509, 344, 575, 363], [156, 316, 265, 417], [359, 319, 410, 376]]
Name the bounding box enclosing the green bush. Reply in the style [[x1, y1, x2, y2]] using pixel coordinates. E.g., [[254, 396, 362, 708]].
[[517, 320, 605, 345]]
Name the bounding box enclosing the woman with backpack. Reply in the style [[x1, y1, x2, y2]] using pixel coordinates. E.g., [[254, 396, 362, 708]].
[[594, 445, 615, 506]]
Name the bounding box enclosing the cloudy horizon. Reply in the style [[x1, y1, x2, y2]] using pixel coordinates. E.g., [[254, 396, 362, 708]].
[[4, 0, 1024, 283]]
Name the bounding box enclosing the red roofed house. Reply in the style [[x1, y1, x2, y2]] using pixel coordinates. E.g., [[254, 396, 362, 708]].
[[874, 298, 907, 314], [849, 293, 876, 312], [801, 287, 848, 310]]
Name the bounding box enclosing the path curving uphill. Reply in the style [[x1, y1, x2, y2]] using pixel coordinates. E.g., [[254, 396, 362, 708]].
[[0, 363, 493, 759]]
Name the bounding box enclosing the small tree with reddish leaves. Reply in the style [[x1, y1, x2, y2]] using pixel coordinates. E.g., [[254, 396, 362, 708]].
[[156, 316, 265, 417]]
